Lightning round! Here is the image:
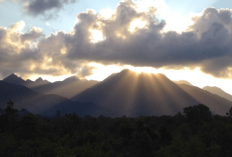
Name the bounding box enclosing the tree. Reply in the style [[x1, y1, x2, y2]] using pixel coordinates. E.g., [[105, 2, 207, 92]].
[[15, 113, 40, 140], [226, 107, 232, 117], [183, 104, 212, 125], [4, 101, 18, 135], [56, 110, 61, 118]]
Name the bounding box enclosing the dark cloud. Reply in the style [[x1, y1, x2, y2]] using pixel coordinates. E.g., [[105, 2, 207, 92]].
[[1, 1, 232, 79], [64, 6, 232, 78], [25, 0, 77, 18], [2, 0, 77, 19]]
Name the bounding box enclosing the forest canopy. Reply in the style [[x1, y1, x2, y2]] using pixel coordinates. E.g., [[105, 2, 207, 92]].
[[0, 102, 232, 157]]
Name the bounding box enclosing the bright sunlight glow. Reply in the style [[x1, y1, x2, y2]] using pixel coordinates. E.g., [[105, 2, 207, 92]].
[[86, 62, 232, 95], [129, 19, 147, 32], [89, 29, 105, 43]]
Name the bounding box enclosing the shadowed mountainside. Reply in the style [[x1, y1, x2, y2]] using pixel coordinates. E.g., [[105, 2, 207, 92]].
[[32, 76, 98, 99], [3, 73, 50, 88], [0, 81, 100, 117], [203, 86, 232, 102], [2, 70, 232, 117], [2, 74, 98, 99], [177, 84, 232, 115], [73, 70, 199, 117]]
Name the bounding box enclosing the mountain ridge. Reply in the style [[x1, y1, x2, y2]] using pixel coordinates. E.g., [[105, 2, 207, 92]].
[[0, 80, 101, 117], [2, 73, 98, 98], [203, 86, 232, 102], [2, 70, 232, 117]]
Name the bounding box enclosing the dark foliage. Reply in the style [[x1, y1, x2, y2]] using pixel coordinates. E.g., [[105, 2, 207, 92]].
[[0, 102, 232, 157]]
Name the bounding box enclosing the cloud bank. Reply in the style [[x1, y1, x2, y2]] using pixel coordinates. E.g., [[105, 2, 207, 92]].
[[1, 0, 232, 78]]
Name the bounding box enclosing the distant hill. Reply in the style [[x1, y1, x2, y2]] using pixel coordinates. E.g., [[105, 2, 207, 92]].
[[177, 84, 232, 115], [2, 74, 98, 99], [73, 70, 199, 117], [173, 80, 193, 86], [0, 81, 100, 117], [203, 86, 232, 102]]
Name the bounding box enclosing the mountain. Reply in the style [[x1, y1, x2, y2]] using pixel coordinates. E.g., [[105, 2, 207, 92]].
[[73, 70, 200, 117], [3, 73, 51, 87], [73, 70, 232, 116], [2, 71, 231, 117], [2, 74, 98, 99], [32, 76, 98, 99], [28, 77, 51, 88], [177, 84, 232, 115], [0, 81, 99, 117], [203, 86, 232, 102], [3, 73, 26, 85], [173, 80, 192, 86]]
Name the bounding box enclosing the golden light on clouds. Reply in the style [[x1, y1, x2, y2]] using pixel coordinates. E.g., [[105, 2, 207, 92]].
[[60, 48, 67, 54], [116, 32, 126, 39], [9, 21, 25, 33], [29, 64, 36, 71], [5, 22, 25, 53]]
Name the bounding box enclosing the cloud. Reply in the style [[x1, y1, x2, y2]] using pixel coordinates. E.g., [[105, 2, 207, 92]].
[[1, 1, 232, 79], [25, 0, 77, 18], [0, 21, 89, 78], [1, 0, 77, 19], [55, 3, 231, 78]]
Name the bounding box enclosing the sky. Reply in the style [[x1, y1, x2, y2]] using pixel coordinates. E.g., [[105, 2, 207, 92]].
[[1, 0, 232, 94]]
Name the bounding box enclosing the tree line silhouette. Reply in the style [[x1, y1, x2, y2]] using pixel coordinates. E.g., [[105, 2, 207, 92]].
[[0, 101, 232, 157]]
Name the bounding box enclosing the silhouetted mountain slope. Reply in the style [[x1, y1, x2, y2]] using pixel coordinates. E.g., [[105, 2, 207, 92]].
[[178, 84, 232, 115], [3, 73, 26, 85], [33, 76, 98, 99], [73, 70, 199, 117], [0, 81, 100, 117], [3, 73, 50, 87], [173, 80, 192, 86], [203, 86, 232, 102], [3, 71, 231, 117], [2, 74, 98, 98]]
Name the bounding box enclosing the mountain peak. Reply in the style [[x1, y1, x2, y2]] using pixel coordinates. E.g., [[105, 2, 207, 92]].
[[203, 86, 232, 102], [173, 80, 192, 86], [3, 73, 25, 85], [73, 69, 198, 116], [35, 77, 43, 82], [63, 76, 79, 82], [26, 79, 33, 82], [6, 73, 18, 79], [120, 69, 131, 73]]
